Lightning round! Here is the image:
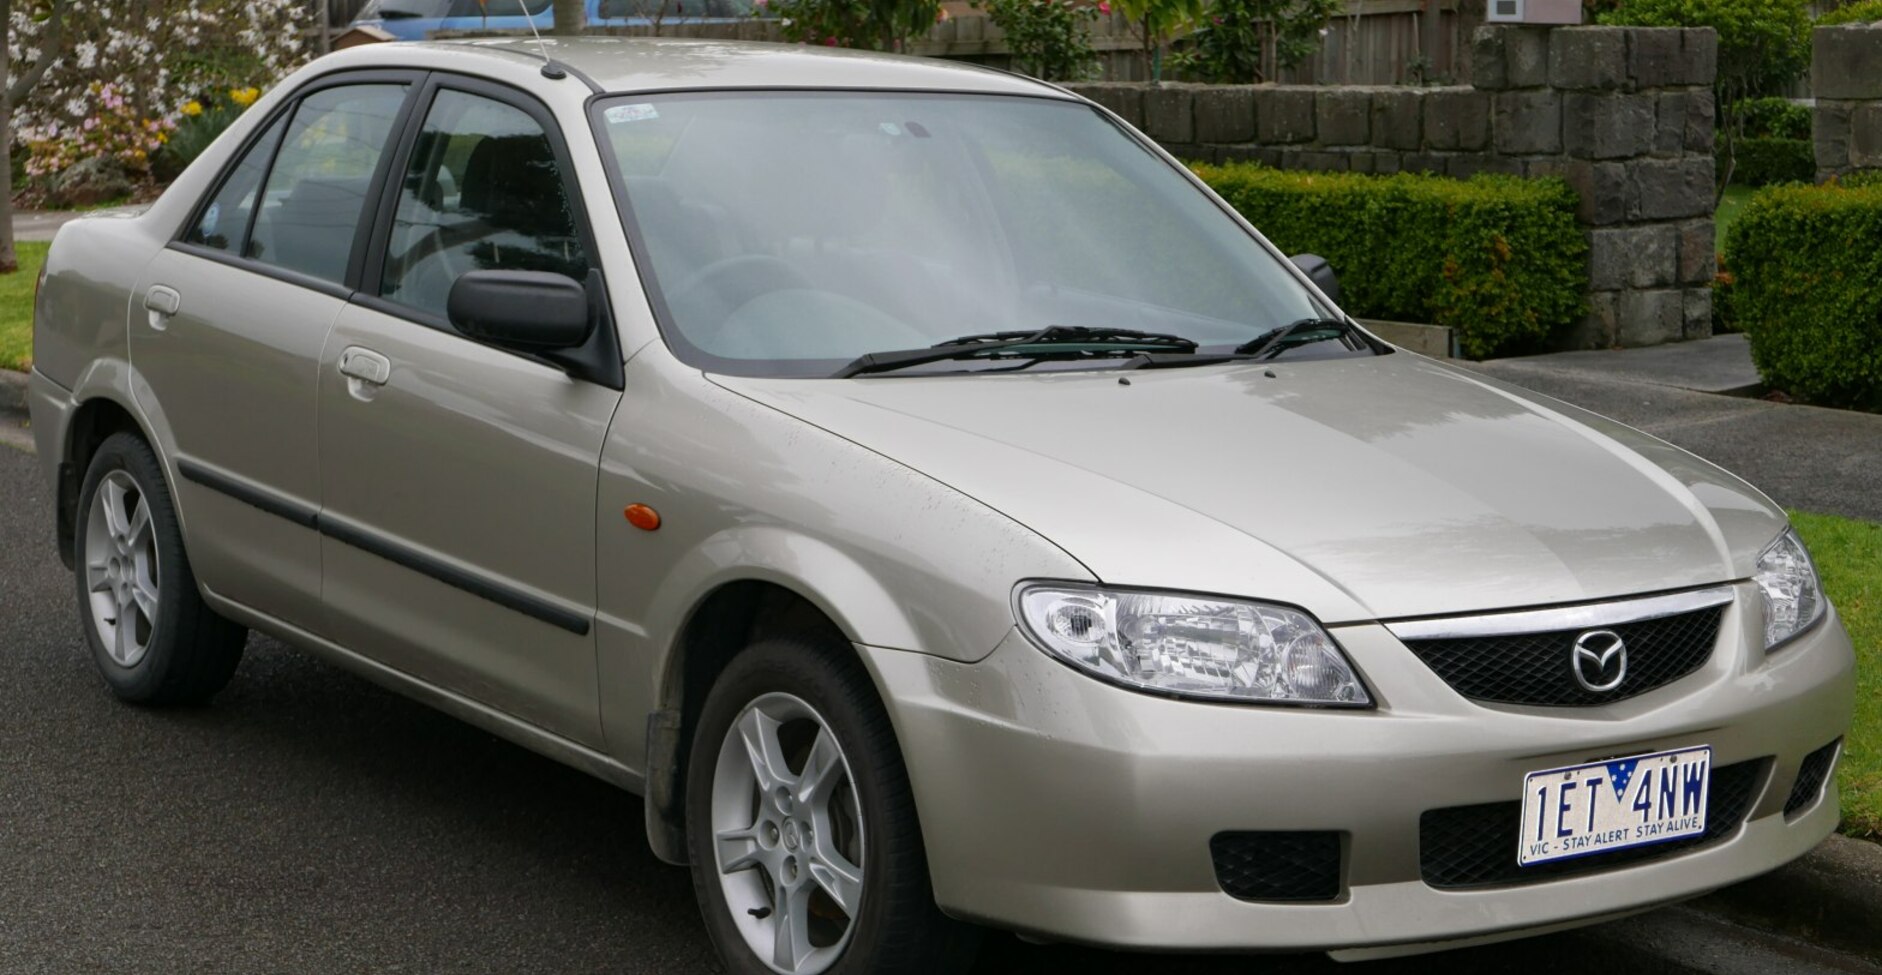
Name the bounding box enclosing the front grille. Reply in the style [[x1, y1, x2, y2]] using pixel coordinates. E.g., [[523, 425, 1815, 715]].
[[1210, 831, 1342, 902], [1785, 739, 1841, 817], [1418, 759, 1766, 889], [1401, 604, 1724, 707]]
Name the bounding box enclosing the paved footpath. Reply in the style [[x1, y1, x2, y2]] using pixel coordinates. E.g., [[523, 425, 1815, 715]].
[[1472, 336, 1882, 523]]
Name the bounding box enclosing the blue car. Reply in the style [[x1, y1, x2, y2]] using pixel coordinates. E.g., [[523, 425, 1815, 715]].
[[351, 0, 753, 41]]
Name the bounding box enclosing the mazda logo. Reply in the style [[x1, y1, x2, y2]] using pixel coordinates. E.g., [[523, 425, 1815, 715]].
[[1571, 630, 1628, 692]]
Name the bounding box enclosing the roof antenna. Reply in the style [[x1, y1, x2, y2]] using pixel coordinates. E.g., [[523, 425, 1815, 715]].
[[509, 0, 567, 78]]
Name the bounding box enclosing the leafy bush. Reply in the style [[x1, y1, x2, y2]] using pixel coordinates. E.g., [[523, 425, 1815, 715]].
[[1730, 135, 1815, 184], [1722, 180, 1882, 410], [978, 0, 1102, 81], [1599, 0, 1811, 96], [1191, 163, 1588, 358], [1737, 95, 1811, 139], [1820, 0, 1882, 24], [763, 0, 942, 49], [151, 87, 262, 182], [1173, 0, 1341, 83]]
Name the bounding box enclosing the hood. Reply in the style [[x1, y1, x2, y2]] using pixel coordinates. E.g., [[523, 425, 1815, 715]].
[[712, 353, 1787, 624]]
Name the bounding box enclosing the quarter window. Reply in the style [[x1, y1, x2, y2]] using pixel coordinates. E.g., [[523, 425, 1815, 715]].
[[379, 89, 587, 320], [245, 83, 410, 285]]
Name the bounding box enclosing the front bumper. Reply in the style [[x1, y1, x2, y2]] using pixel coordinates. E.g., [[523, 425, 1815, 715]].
[[858, 582, 1855, 955]]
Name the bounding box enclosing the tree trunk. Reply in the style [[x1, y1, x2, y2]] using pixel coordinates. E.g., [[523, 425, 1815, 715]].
[[0, 0, 16, 276], [551, 0, 584, 35]]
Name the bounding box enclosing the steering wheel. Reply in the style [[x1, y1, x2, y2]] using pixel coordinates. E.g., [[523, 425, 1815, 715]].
[[669, 254, 813, 340]]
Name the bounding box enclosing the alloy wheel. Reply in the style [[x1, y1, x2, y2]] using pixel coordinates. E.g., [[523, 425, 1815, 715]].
[[709, 691, 866, 975], [84, 470, 160, 668]]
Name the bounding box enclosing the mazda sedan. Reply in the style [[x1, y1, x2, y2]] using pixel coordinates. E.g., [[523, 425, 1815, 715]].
[[27, 37, 1855, 973]]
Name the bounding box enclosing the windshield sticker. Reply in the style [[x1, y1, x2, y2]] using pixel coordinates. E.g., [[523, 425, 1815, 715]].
[[202, 202, 219, 236], [606, 103, 660, 124]]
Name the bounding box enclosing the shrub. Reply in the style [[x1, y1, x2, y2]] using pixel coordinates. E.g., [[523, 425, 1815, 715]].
[[1173, 0, 1341, 83], [1722, 180, 1882, 411], [151, 87, 262, 182], [978, 0, 1102, 81], [1737, 95, 1810, 139], [762, 0, 943, 49], [1819, 0, 1882, 24], [1191, 163, 1588, 358], [1730, 135, 1815, 184]]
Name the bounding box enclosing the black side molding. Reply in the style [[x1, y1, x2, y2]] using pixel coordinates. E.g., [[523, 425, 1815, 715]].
[[178, 459, 318, 528], [320, 514, 591, 635], [176, 458, 589, 636]]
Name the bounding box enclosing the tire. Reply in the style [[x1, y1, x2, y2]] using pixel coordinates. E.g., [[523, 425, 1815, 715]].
[[685, 636, 978, 975], [73, 432, 246, 705]]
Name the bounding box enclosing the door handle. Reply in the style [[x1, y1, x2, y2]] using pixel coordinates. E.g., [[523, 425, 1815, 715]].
[[338, 347, 392, 387], [143, 285, 181, 330]]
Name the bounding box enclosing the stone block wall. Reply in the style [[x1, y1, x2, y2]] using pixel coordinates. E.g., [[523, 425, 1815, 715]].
[[1813, 25, 1882, 182], [1066, 25, 1721, 349]]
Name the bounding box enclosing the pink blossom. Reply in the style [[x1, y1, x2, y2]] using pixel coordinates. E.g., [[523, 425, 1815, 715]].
[[1097, 1, 1110, 12], [824, 35, 838, 44]]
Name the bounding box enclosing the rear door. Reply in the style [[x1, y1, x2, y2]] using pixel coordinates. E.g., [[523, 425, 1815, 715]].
[[133, 74, 417, 632], [314, 75, 623, 745]]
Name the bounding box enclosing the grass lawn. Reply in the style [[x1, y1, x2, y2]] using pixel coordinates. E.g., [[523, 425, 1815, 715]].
[[1715, 183, 1756, 253], [0, 241, 48, 373], [1790, 511, 1882, 839]]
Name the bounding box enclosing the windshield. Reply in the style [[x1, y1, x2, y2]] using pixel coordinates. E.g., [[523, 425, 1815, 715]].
[[596, 91, 1359, 378]]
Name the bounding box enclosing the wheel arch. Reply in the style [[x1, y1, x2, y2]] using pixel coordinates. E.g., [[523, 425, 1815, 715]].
[[55, 388, 164, 570], [641, 570, 901, 866]]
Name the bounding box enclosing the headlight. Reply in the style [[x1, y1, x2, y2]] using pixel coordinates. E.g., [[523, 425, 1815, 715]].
[[1015, 584, 1371, 706], [1754, 528, 1825, 651]]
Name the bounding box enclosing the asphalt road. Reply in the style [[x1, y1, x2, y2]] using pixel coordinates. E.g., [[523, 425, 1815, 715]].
[[0, 441, 1871, 975]]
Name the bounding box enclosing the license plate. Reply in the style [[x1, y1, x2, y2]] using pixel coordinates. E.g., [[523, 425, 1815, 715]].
[[1518, 746, 1711, 866]]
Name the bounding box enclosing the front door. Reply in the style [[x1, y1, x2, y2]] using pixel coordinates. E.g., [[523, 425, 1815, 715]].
[[315, 79, 621, 745]]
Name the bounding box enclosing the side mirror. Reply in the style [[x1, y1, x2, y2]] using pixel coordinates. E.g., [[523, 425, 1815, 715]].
[[1290, 253, 1341, 305], [447, 270, 591, 350]]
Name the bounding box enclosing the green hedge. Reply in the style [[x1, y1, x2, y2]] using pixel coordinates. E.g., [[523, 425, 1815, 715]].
[[1820, 0, 1882, 24], [1723, 179, 1882, 411], [1730, 135, 1815, 185], [1191, 163, 1587, 358]]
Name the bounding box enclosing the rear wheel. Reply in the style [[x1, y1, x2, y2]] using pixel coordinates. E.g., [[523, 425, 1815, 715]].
[[685, 636, 977, 975], [73, 432, 246, 705]]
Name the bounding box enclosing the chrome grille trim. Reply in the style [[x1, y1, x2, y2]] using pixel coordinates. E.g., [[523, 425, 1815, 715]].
[[1384, 586, 1736, 641]]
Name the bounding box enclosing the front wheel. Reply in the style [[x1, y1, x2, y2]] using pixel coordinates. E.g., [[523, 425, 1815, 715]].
[[685, 637, 977, 975]]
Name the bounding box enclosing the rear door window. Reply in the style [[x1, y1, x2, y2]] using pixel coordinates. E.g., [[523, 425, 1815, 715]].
[[246, 84, 410, 285]]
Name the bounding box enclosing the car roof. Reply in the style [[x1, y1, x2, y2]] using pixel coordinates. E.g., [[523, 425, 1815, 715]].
[[392, 36, 1071, 98]]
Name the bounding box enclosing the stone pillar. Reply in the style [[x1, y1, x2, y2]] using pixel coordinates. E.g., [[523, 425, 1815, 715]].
[[1475, 25, 1717, 348], [1812, 25, 1882, 182]]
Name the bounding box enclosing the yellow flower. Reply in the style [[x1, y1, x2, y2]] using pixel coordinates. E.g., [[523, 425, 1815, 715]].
[[230, 87, 261, 107], [156, 132, 169, 144], [182, 100, 203, 117]]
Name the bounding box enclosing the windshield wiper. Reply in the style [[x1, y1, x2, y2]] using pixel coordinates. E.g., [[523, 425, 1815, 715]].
[[1234, 317, 1361, 359], [834, 325, 1198, 378]]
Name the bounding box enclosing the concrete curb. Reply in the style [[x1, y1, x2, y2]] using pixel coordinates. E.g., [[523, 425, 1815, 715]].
[[0, 368, 26, 416], [1688, 834, 1882, 965]]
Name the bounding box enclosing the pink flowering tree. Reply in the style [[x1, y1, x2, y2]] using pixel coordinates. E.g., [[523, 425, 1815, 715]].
[[0, 0, 67, 273], [13, 0, 306, 177]]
